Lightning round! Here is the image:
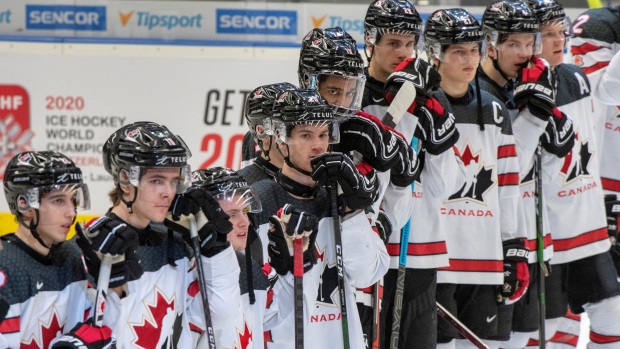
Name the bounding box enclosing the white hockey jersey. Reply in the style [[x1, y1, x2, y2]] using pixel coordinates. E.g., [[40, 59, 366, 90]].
[[103, 219, 241, 349], [543, 64, 610, 265], [0, 235, 91, 349], [477, 67, 557, 264], [570, 6, 620, 194], [363, 92, 466, 270], [434, 87, 521, 285], [252, 178, 389, 349]]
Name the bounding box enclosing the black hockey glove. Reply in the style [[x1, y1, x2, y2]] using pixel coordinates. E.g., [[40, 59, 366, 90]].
[[540, 108, 575, 158], [514, 56, 555, 121], [52, 321, 115, 349], [388, 128, 421, 187], [165, 188, 233, 257], [267, 204, 319, 275], [339, 111, 400, 172], [413, 97, 459, 156], [605, 194, 620, 244], [374, 208, 393, 245], [76, 216, 142, 289], [384, 57, 442, 110], [498, 239, 530, 303], [310, 152, 375, 215]]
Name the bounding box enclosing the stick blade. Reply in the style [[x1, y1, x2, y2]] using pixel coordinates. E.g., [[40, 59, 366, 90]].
[[382, 81, 417, 128]]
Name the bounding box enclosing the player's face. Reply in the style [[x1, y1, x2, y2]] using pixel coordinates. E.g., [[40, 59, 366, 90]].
[[494, 34, 536, 78], [36, 188, 78, 244], [438, 43, 481, 84], [218, 195, 250, 252], [539, 21, 566, 68], [287, 123, 331, 173], [370, 33, 417, 79], [318, 75, 358, 109], [132, 167, 180, 224]]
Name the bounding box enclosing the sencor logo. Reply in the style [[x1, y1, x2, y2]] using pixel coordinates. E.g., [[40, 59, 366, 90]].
[[26, 5, 106, 31], [119, 11, 202, 30], [216, 9, 296, 35]]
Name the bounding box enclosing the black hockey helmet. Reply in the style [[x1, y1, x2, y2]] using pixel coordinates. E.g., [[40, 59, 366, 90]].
[[271, 88, 339, 144], [4, 151, 90, 215], [364, 0, 423, 48], [103, 121, 192, 192], [298, 27, 366, 120], [523, 0, 572, 38], [245, 82, 297, 142], [191, 167, 261, 213], [483, 0, 542, 53], [424, 8, 485, 61]]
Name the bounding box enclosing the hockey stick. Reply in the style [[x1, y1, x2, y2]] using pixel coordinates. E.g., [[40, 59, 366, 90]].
[[330, 182, 350, 349], [294, 237, 304, 349], [534, 144, 548, 349], [190, 216, 217, 349], [372, 281, 381, 349], [436, 302, 490, 349], [93, 254, 113, 328], [381, 80, 418, 349]]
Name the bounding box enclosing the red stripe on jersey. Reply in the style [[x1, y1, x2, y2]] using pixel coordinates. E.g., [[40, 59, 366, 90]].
[[553, 227, 608, 252], [84, 308, 91, 321], [188, 280, 199, 298], [438, 259, 503, 272], [189, 323, 203, 334], [582, 61, 610, 75], [265, 288, 274, 309], [498, 173, 519, 186], [550, 331, 579, 346], [357, 286, 373, 293], [0, 316, 19, 334], [526, 339, 539, 347], [386, 241, 448, 256], [591, 330, 620, 344], [602, 177, 620, 193], [525, 234, 553, 251], [565, 309, 581, 322], [570, 42, 606, 56], [264, 330, 273, 343], [497, 145, 517, 158]]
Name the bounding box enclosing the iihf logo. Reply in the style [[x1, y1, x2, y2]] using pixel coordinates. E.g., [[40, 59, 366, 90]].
[[126, 129, 140, 141], [1, 85, 34, 180]]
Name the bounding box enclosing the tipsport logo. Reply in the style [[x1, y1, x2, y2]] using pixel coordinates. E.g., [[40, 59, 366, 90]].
[[310, 15, 364, 35], [0, 85, 34, 180], [118, 10, 203, 30]]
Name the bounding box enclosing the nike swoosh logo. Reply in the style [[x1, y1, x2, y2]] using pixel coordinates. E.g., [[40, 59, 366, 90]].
[[36, 281, 43, 290], [486, 315, 497, 323], [372, 97, 384, 103]]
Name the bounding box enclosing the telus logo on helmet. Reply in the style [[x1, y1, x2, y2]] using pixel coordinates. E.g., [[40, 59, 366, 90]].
[[56, 172, 82, 183], [0, 85, 33, 180], [155, 155, 187, 166], [510, 22, 539, 30]]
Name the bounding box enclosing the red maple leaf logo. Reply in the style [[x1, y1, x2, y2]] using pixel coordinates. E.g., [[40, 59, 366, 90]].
[[460, 143, 480, 166], [130, 288, 176, 349], [315, 244, 325, 262], [22, 308, 64, 349], [236, 320, 253, 349], [560, 133, 578, 175]]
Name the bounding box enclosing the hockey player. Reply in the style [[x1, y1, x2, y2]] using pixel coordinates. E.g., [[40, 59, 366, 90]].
[[569, 5, 620, 274], [514, 1, 620, 348], [422, 8, 523, 349], [240, 82, 297, 184], [0, 151, 102, 348], [251, 87, 389, 348], [362, 1, 466, 347], [298, 26, 420, 347], [75, 121, 242, 348], [192, 167, 315, 348], [476, 2, 578, 347]]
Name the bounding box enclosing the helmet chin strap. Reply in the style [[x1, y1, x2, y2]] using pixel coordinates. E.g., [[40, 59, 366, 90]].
[[23, 210, 51, 250], [119, 185, 138, 214], [491, 53, 513, 83], [275, 143, 313, 177]]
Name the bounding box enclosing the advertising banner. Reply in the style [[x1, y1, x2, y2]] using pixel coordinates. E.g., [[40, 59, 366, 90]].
[[0, 43, 299, 231]]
